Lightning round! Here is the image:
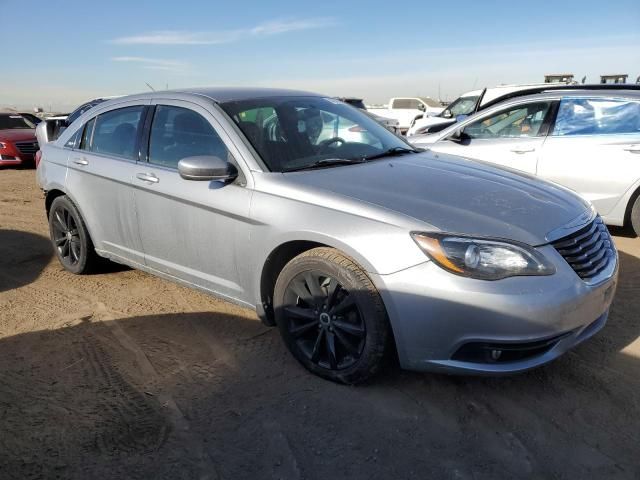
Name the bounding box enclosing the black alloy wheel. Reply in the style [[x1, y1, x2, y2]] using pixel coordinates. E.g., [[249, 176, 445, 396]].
[[48, 195, 98, 274], [274, 247, 390, 384], [50, 204, 82, 268], [282, 271, 366, 370]]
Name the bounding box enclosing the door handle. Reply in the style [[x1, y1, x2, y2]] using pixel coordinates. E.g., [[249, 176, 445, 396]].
[[136, 172, 159, 183], [510, 147, 536, 154], [623, 145, 640, 154], [73, 157, 88, 166]]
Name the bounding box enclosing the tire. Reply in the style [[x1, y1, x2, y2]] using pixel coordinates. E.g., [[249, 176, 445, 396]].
[[631, 195, 640, 237], [48, 195, 99, 274], [273, 247, 390, 384]]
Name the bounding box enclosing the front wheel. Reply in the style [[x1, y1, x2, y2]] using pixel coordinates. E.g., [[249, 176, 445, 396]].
[[631, 195, 640, 237], [273, 247, 390, 384]]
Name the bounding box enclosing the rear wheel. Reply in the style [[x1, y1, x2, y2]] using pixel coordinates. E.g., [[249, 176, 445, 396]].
[[274, 247, 390, 384], [631, 195, 640, 237], [48, 196, 99, 274]]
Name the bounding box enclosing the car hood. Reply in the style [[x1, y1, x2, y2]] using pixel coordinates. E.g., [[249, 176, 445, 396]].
[[0, 129, 37, 142], [283, 151, 590, 246]]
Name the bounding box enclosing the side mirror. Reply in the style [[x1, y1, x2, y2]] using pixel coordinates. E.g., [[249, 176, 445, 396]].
[[442, 109, 452, 119], [448, 128, 468, 143], [178, 155, 238, 182], [417, 103, 426, 112]]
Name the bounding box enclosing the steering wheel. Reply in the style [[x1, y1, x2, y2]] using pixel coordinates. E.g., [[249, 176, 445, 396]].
[[317, 137, 346, 153], [475, 124, 494, 138]]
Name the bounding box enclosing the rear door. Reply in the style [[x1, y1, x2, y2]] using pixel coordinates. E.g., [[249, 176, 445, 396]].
[[133, 99, 253, 302], [65, 102, 149, 265], [431, 100, 556, 174], [538, 97, 640, 217]]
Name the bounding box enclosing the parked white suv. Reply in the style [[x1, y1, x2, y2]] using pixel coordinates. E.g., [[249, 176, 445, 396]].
[[407, 82, 576, 137]]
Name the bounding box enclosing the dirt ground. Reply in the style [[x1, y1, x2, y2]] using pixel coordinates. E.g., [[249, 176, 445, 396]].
[[0, 168, 638, 480]]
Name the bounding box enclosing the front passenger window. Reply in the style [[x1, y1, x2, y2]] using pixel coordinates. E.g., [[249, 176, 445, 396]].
[[464, 102, 552, 139], [148, 106, 230, 169]]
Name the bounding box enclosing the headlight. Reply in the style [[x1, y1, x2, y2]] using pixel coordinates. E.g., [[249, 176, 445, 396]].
[[411, 232, 555, 280], [0, 142, 6, 150]]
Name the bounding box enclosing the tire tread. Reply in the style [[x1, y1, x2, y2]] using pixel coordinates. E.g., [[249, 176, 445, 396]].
[[274, 247, 390, 384]]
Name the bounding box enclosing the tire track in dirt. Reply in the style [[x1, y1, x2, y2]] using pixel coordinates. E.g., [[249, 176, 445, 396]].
[[92, 302, 222, 479]]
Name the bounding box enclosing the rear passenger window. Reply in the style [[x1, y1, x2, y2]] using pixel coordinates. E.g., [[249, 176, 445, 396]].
[[148, 105, 230, 169], [79, 118, 95, 150], [553, 98, 640, 136], [89, 106, 144, 160], [64, 129, 81, 149]]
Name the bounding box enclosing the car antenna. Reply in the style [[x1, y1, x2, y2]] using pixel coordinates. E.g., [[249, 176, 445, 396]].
[[145, 82, 156, 92]]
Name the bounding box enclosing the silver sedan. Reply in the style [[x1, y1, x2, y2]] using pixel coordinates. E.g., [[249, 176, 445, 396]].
[[410, 89, 640, 235], [37, 88, 618, 384]]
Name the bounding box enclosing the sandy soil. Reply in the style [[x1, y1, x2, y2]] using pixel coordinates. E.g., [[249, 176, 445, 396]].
[[0, 168, 639, 480]]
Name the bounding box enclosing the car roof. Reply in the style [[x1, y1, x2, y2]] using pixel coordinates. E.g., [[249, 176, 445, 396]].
[[498, 88, 640, 104], [479, 84, 640, 109], [106, 87, 325, 105]]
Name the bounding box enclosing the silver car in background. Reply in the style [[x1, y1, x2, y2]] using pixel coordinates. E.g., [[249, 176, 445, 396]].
[[410, 90, 640, 235], [37, 88, 617, 384]]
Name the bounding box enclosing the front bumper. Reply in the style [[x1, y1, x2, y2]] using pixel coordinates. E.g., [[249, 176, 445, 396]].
[[372, 244, 618, 374]]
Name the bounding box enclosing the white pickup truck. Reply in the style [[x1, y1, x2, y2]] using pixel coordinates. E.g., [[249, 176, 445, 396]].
[[367, 97, 443, 134]]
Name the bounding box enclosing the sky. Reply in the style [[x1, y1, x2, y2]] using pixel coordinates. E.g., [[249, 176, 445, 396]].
[[1, 0, 639, 111]]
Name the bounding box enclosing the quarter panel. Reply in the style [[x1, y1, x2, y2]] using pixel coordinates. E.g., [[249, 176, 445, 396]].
[[37, 143, 68, 191]]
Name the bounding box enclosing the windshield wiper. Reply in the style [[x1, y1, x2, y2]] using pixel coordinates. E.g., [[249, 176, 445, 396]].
[[283, 158, 366, 172], [361, 146, 422, 161]]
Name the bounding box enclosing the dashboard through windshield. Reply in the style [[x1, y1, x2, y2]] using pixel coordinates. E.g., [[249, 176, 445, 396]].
[[220, 96, 412, 172]]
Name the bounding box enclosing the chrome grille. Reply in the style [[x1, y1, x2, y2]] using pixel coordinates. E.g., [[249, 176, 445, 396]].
[[551, 216, 615, 281], [15, 141, 39, 155]]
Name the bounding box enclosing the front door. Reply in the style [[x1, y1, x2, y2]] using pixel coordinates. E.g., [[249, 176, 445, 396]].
[[133, 100, 253, 303], [432, 100, 555, 175]]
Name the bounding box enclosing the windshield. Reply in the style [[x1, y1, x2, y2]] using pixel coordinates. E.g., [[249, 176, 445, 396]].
[[441, 96, 480, 117], [0, 114, 35, 130], [221, 96, 412, 172]]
